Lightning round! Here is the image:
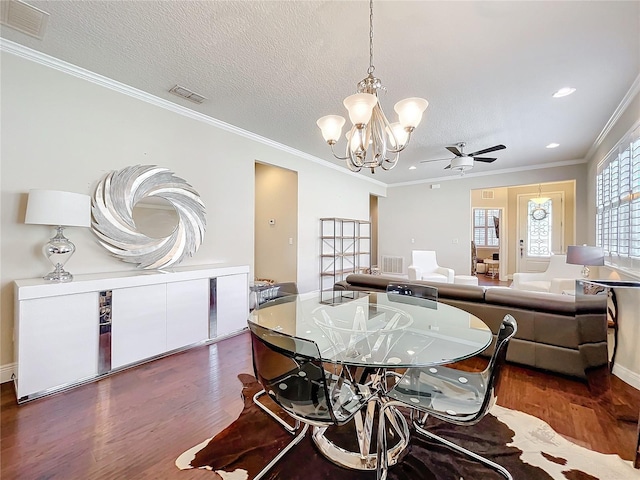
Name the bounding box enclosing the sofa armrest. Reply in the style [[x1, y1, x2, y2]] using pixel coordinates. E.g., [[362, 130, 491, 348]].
[[408, 266, 421, 280], [512, 271, 545, 289], [435, 267, 455, 283]]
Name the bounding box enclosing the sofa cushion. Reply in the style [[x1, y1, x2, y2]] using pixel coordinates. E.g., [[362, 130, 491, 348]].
[[517, 280, 551, 293]]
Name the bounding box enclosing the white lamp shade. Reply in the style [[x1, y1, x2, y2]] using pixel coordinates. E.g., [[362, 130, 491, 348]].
[[388, 122, 409, 147], [25, 189, 91, 227], [343, 93, 377, 125], [316, 115, 346, 143], [394, 97, 429, 128]]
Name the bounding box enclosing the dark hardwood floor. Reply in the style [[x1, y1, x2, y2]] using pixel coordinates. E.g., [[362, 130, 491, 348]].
[[476, 274, 511, 287], [1, 332, 638, 479]]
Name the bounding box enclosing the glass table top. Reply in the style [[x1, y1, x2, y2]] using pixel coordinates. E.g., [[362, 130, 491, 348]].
[[248, 291, 493, 368]]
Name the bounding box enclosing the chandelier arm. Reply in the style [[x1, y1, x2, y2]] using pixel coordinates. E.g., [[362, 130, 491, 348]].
[[381, 158, 398, 170], [329, 143, 350, 161], [387, 130, 414, 154]]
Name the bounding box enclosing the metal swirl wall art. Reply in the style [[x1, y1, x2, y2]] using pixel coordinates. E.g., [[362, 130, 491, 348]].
[[91, 165, 206, 269]]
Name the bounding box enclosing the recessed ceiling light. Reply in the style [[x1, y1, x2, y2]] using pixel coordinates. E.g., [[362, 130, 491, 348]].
[[546, 143, 560, 149], [409, 165, 417, 170], [552, 87, 576, 98]]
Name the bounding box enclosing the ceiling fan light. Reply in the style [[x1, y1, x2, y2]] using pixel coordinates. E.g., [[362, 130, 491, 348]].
[[317, 115, 346, 143], [343, 93, 377, 125], [394, 97, 429, 128], [451, 156, 474, 171]]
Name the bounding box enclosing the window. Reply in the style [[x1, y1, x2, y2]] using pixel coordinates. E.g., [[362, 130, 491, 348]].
[[596, 124, 640, 273], [527, 199, 552, 256], [473, 208, 499, 247]]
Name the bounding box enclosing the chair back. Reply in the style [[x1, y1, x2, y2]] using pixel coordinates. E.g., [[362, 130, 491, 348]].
[[544, 254, 584, 279], [476, 314, 517, 420], [386, 282, 438, 301], [411, 250, 439, 272], [248, 321, 365, 426]]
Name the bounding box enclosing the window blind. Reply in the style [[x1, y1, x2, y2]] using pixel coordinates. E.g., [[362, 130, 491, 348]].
[[596, 124, 640, 273]]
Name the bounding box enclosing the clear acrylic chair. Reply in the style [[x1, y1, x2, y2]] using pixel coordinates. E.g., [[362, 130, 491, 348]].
[[377, 314, 517, 480], [249, 321, 372, 479]]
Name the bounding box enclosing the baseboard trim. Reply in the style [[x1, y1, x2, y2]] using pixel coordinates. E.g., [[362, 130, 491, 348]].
[[612, 363, 640, 390], [1, 363, 16, 384]]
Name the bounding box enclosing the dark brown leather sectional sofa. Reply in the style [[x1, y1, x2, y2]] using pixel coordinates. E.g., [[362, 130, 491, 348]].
[[334, 274, 609, 379]]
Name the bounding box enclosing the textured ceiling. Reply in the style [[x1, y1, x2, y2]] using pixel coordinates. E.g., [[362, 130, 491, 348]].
[[2, 1, 639, 185]]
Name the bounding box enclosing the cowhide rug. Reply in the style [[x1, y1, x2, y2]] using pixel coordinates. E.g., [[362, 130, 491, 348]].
[[176, 374, 639, 480]]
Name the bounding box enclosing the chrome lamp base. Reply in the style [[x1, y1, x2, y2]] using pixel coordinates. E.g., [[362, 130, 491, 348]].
[[44, 264, 73, 282], [42, 226, 75, 283]]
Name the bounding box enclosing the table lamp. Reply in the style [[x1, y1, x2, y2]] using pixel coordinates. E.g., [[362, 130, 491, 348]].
[[25, 189, 91, 282], [566, 245, 605, 279]]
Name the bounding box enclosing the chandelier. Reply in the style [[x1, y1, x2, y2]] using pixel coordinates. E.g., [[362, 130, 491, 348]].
[[316, 0, 428, 174]]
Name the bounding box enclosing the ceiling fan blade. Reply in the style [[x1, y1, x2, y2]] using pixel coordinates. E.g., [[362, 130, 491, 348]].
[[473, 157, 497, 163], [446, 146, 462, 156], [420, 157, 452, 163], [468, 144, 506, 156], [444, 164, 451, 169]]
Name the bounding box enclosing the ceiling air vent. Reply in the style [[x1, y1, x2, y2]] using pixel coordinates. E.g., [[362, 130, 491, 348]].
[[1, 0, 49, 40], [481, 190, 495, 200], [169, 85, 207, 104]]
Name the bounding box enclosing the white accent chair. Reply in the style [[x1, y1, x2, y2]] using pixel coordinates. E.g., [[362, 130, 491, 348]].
[[511, 254, 585, 294], [407, 250, 455, 283]]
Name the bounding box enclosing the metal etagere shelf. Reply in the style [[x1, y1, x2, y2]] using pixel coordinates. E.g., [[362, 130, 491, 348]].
[[320, 217, 371, 292]]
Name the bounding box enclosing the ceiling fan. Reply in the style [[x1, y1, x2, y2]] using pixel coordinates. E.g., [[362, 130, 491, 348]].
[[421, 142, 506, 174]]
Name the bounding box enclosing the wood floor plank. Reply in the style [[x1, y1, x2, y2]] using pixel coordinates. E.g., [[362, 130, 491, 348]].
[[1, 331, 638, 479]]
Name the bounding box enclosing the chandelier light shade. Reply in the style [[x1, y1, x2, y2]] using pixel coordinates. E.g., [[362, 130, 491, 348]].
[[316, 0, 428, 173], [531, 183, 551, 204], [317, 115, 346, 143], [25, 189, 91, 282]]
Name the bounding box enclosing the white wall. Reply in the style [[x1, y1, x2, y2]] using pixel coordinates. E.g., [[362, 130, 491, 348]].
[[0, 50, 385, 370], [586, 87, 640, 387], [378, 164, 588, 277], [254, 163, 298, 283]]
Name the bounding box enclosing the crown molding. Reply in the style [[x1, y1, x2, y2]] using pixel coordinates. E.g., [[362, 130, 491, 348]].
[[0, 39, 387, 189], [387, 158, 588, 188], [585, 72, 640, 161]]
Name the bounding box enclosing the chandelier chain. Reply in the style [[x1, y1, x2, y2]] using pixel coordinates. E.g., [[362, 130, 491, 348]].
[[368, 0, 375, 74]]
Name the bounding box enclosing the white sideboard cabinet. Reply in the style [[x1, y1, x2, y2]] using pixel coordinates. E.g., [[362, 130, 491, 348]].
[[14, 265, 249, 403]]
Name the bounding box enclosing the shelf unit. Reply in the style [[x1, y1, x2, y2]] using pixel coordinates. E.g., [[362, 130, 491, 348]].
[[320, 218, 371, 291]]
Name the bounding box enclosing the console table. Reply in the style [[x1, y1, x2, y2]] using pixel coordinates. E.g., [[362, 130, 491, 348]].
[[13, 264, 249, 403]]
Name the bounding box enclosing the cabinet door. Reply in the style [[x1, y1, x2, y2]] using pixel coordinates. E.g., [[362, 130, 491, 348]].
[[17, 293, 99, 400], [216, 273, 249, 337], [111, 284, 166, 369], [166, 279, 209, 351]]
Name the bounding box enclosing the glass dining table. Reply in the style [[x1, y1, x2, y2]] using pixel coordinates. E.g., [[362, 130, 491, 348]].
[[248, 290, 493, 471]]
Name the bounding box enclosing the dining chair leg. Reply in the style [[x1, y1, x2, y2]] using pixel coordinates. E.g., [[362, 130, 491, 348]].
[[413, 421, 513, 480], [254, 423, 309, 480], [253, 389, 299, 434]]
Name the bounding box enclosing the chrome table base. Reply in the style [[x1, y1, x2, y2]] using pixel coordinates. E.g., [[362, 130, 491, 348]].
[[312, 395, 410, 471]]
